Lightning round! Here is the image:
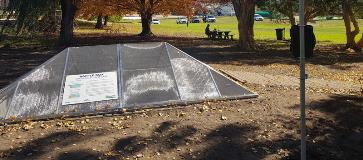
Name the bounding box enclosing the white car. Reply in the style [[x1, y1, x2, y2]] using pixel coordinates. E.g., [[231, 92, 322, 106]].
[[176, 16, 188, 24], [205, 15, 216, 23], [151, 19, 160, 24], [254, 14, 264, 21]]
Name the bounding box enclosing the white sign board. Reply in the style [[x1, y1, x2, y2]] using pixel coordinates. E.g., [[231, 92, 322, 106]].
[[62, 72, 118, 105]]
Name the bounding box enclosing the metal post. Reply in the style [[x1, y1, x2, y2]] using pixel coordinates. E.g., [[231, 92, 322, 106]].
[[299, 0, 307, 160]]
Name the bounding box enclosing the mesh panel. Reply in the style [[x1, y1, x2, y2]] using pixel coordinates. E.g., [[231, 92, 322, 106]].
[[166, 44, 219, 100], [6, 51, 67, 119], [121, 43, 179, 107], [65, 45, 118, 74], [123, 68, 179, 107], [210, 70, 255, 97], [58, 45, 119, 115], [122, 43, 170, 70], [0, 83, 17, 119]]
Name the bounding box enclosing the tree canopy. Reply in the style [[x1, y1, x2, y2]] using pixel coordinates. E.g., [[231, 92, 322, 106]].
[[1, 0, 362, 50], [3, 0, 57, 34], [116, 0, 199, 36], [77, 0, 124, 18]]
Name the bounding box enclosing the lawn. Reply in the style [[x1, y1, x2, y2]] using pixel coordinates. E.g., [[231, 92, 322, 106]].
[[76, 16, 363, 44], [1, 16, 362, 48]]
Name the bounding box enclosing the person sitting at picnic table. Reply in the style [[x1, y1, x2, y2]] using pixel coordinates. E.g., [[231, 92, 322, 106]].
[[205, 24, 211, 38]]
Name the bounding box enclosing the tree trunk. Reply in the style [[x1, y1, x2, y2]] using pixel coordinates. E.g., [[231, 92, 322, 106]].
[[357, 33, 363, 49], [60, 0, 77, 45], [95, 14, 103, 29], [49, 0, 57, 33], [286, 0, 296, 26], [342, 0, 361, 51], [104, 15, 109, 26], [139, 11, 153, 36], [232, 0, 255, 51], [288, 13, 296, 26]]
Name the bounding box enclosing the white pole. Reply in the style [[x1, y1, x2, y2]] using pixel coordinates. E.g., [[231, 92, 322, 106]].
[[298, 0, 306, 159]]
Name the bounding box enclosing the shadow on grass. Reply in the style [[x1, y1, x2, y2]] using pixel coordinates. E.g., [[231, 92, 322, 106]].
[[0, 34, 58, 49]]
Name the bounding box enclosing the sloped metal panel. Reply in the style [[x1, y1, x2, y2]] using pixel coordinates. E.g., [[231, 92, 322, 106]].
[[65, 45, 118, 75], [122, 43, 171, 70], [121, 43, 179, 107], [209, 70, 256, 98], [58, 45, 120, 115], [6, 51, 67, 119], [123, 68, 179, 106], [0, 83, 17, 119], [166, 44, 220, 101]]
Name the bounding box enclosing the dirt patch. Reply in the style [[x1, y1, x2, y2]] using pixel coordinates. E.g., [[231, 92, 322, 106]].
[[0, 84, 361, 160], [224, 70, 361, 95]]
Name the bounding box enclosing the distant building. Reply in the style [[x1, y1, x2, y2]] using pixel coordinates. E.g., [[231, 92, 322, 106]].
[[0, 0, 9, 10]]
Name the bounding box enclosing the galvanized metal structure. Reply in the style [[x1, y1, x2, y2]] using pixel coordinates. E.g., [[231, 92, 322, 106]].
[[299, 0, 307, 159], [0, 42, 257, 122]]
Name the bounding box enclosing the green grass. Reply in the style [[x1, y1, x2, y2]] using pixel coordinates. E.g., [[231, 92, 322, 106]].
[[78, 16, 363, 44], [1, 16, 362, 48], [158, 17, 363, 44]]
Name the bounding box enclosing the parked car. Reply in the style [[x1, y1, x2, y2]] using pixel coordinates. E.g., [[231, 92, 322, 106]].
[[205, 15, 216, 23], [151, 18, 160, 24], [176, 16, 188, 24], [254, 14, 264, 21], [191, 16, 200, 23]]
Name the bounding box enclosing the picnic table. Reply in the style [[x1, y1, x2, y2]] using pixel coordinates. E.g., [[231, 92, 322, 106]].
[[210, 30, 233, 40], [218, 30, 232, 40]]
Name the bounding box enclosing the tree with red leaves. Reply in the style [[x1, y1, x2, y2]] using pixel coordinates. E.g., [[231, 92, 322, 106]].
[[119, 0, 199, 36]]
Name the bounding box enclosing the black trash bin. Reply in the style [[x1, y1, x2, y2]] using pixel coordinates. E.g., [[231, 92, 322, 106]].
[[290, 25, 316, 58], [275, 28, 285, 40]]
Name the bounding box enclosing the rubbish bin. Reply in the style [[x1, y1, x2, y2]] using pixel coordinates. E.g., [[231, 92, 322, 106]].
[[275, 28, 285, 40], [290, 25, 316, 58]]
